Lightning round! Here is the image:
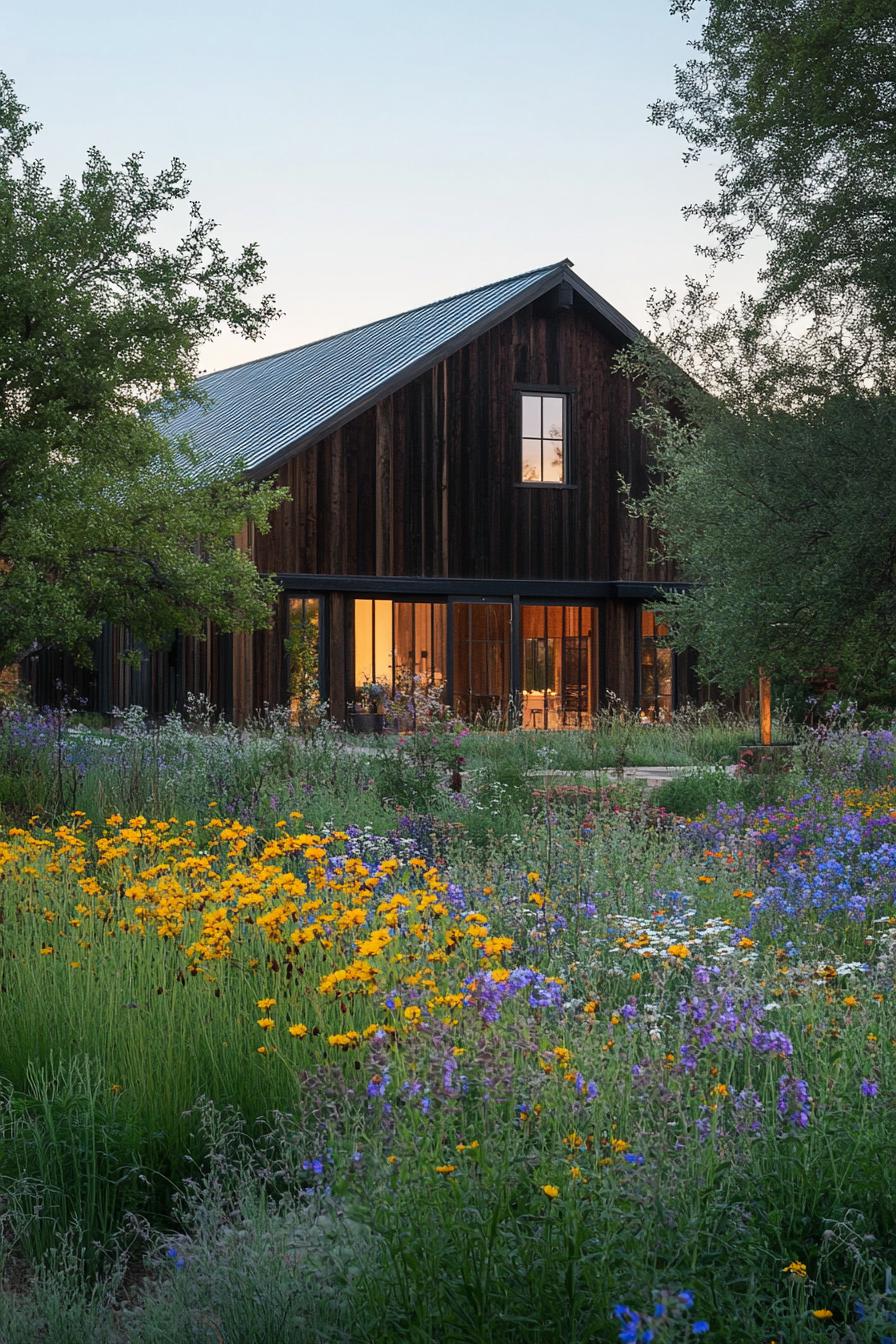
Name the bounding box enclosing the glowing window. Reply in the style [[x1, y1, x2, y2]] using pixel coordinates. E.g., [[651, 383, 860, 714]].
[[521, 393, 566, 483], [640, 609, 674, 721]]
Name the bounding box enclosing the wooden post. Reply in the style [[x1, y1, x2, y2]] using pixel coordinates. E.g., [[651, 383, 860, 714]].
[[451, 753, 464, 794], [758, 670, 772, 747]]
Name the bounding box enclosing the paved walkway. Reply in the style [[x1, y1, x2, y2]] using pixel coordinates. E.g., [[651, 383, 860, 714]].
[[339, 743, 736, 788], [528, 765, 737, 789]]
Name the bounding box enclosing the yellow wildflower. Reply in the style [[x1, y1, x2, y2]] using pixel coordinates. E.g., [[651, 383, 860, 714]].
[[328, 1031, 361, 1049]]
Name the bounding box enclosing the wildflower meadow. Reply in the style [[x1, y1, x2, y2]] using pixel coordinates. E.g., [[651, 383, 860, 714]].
[[0, 703, 894, 1341]]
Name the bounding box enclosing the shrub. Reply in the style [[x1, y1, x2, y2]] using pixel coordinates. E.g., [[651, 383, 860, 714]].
[[652, 765, 798, 816]]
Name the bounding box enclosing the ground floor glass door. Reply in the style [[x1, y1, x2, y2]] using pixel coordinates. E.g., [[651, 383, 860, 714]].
[[345, 595, 603, 727], [521, 605, 596, 729], [640, 608, 674, 721], [451, 602, 512, 724]]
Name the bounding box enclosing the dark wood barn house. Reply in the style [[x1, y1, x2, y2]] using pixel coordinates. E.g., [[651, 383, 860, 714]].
[[26, 260, 694, 727]]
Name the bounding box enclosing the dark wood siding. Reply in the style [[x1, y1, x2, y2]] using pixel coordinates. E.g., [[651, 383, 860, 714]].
[[252, 296, 674, 586], [235, 294, 679, 718], [22, 622, 235, 721]]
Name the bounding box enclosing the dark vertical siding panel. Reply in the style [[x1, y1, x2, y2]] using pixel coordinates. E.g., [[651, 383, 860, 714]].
[[375, 403, 393, 576], [603, 600, 638, 705], [326, 592, 350, 722]]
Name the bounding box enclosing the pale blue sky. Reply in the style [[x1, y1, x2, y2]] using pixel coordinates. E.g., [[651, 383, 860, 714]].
[[5, 0, 747, 372]]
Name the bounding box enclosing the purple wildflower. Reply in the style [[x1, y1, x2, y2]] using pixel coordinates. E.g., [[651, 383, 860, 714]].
[[751, 1029, 794, 1057], [777, 1075, 811, 1128]]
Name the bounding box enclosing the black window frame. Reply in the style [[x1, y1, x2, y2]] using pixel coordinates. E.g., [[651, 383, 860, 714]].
[[519, 601, 598, 728], [516, 386, 573, 488]]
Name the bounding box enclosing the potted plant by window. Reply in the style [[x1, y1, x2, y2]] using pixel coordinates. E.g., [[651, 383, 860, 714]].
[[350, 681, 387, 733]]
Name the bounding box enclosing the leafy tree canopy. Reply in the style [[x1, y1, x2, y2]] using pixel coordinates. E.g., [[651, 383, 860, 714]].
[[654, 0, 896, 341], [0, 72, 287, 668], [620, 2, 896, 704]]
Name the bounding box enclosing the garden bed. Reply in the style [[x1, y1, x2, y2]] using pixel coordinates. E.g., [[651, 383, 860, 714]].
[[0, 705, 894, 1340]]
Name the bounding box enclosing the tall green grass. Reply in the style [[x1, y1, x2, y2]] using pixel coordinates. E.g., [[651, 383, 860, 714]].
[[462, 704, 772, 773]]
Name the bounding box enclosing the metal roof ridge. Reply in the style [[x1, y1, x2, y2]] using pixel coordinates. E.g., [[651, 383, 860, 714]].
[[195, 260, 572, 382]]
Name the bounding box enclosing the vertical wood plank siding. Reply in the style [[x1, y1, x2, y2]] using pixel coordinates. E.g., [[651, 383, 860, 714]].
[[241, 296, 678, 718], [251, 298, 673, 586]]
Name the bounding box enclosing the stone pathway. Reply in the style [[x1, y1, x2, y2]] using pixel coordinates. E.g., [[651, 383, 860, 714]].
[[340, 743, 737, 788], [527, 765, 738, 789]]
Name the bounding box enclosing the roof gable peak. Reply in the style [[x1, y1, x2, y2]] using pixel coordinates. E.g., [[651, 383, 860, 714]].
[[161, 259, 640, 479], [200, 260, 573, 382]]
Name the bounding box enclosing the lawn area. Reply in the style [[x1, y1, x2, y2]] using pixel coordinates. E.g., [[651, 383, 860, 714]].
[[0, 704, 894, 1341]]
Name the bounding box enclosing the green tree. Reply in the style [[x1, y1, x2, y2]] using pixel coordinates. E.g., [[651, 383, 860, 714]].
[[0, 72, 287, 667], [619, 303, 896, 695], [654, 0, 896, 342], [620, 1, 896, 703]]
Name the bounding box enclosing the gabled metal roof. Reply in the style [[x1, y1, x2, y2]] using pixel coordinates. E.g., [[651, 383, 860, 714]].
[[157, 260, 642, 478]]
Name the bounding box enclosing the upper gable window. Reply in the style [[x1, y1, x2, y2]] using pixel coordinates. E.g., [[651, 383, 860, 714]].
[[521, 392, 566, 484]]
